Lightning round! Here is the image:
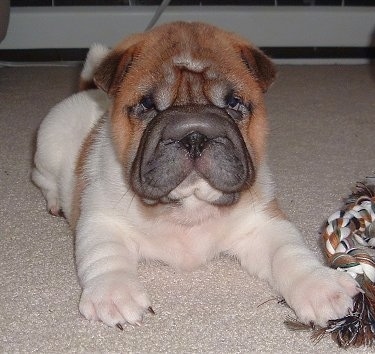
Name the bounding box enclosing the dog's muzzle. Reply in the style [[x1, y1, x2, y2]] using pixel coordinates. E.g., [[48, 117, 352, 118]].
[[130, 105, 254, 205]]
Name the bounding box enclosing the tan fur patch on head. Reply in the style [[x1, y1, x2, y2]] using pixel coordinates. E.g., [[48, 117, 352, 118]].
[[173, 53, 208, 73], [94, 21, 276, 191]]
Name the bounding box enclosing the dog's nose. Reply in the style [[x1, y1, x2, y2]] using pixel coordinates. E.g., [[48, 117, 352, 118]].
[[180, 132, 209, 158]]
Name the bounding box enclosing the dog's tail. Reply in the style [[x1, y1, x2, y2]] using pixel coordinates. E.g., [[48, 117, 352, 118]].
[[79, 43, 110, 91]]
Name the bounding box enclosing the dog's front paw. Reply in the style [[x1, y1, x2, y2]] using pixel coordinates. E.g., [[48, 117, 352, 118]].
[[286, 267, 359, 327], [79, 272, 152, 328]]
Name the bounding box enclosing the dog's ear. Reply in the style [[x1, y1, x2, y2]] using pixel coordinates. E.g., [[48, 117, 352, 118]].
[[239, 45, 276, 93], [94, 44, 139, 96]]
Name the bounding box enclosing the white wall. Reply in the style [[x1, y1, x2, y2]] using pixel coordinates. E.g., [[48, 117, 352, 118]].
[[1, 6, 374, 50]]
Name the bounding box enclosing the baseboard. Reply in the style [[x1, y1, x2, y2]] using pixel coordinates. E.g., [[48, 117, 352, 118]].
[[1, 47, 374, 63]]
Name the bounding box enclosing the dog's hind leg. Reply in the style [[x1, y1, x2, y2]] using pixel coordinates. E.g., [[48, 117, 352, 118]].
[[31, 166, 62, 217]]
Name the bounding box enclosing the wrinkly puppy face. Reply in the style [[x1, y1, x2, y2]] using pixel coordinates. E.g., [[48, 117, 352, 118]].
[[94, 22, 276, 208]]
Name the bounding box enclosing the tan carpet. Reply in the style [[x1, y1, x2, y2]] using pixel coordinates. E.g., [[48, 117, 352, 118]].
[[1, 64, 374, 353]]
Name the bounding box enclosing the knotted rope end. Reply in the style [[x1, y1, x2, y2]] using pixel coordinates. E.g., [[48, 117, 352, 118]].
[[286, 178, 375, 347]]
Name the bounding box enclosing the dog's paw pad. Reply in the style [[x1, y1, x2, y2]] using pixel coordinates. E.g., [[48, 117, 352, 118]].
[[79, 275, 152, 328], [287, 268, 359, 327]]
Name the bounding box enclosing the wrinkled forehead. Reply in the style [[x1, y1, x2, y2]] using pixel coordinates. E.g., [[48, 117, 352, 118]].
[[133, 44, 242, 111], [157, 52, 229, 109], [172, 52, 209, 73]]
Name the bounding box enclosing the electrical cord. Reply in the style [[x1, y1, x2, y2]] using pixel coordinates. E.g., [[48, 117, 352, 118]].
[[145, 0, 172, 31], [0, 1, 172, 67]]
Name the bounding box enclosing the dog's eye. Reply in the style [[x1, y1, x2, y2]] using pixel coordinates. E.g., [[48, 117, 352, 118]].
[[224, 92, 253, 120], [226, 94, 243, 111], [140, 96, 155, 112]]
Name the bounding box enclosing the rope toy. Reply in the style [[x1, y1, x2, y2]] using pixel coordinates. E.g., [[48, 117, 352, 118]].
[[286, 177, 375, 347]]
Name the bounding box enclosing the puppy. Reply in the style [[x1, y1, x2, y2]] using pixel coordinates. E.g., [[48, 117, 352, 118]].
[[32, 22, 358, 329]]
